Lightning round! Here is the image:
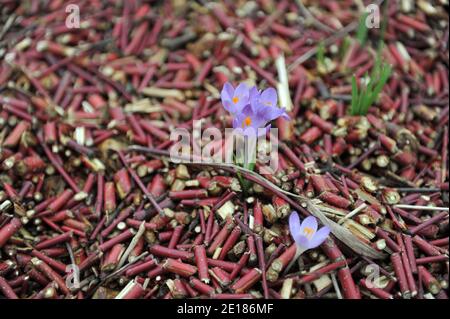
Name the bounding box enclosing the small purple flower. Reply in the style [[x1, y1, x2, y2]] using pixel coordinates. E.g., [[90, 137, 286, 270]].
[[250, 95, 290, 123], [256, 87, 277, 108], [221, 82, 250, 115], [289, 212, 330, 251], [222, 82, 290, 137], [232, 105, 271, 137]]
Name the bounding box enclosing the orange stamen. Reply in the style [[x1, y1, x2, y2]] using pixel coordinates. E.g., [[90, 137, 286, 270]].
[[242, 116, 252, 128], [303, 227, 314, 238]]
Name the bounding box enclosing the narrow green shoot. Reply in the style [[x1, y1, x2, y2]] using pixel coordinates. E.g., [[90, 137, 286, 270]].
[[351, 1, 391, 116], [356, 12, 369, 46], [317, 41, 326, 68], [350, 62, 392, 116], [339, 36, 352, 59]]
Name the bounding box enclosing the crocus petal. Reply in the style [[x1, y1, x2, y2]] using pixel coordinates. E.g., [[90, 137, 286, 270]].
[[249, 87, 261, 113], [251, 113, 268, 129], [234, 82, 249, 99], [222, 82, 234, 101], [233, 109, 260, 138], [295, 235, 310, 249], [233, 83, 250, 111], [307, 226, 331, 249], [232, 116, 241, 130], [223, 99, 236, 114], [259, 105, 290, 122], [241, 104, 253, 116], [249, 86, 260, 100], [233, 112, 246, 129], [289, 212, 301, 238], [278, 108, 290, 120], [249, 95, 260, 113], [237, 105, 265, 128], [260, 87, 277, 107], [235, 103, 247, 114], [299, 216, 318, 239]]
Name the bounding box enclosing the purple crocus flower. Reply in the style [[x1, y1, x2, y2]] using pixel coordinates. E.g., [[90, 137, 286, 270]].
[[232, 105, 272, 137], [250, 89, 290, 123], [289, 212, 330, 251], [285, 212, 330, 272], [228, 86, 289, 136], [221, 82, 290, 138], [253, 87, 277, 109], [221, 82, 250, 115]]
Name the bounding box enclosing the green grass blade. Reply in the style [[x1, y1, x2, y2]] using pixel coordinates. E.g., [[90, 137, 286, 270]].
[[356, 12, 369, 46], [357, 84, 367, 116], [317, 41, 325, 67], [339, 36, 351, 59], [367, 63, 392, 107], [351, 75, 358, 115]]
